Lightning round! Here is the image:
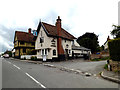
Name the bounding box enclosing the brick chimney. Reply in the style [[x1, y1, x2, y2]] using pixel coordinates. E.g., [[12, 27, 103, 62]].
[[56, 16, 64, 58], [28, 28, 31, 34], [107, 36, 110, 41]]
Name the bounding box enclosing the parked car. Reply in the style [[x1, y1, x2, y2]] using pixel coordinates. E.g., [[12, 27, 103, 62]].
[[3, 54, 9, 58], [1, 56, 3, 58]]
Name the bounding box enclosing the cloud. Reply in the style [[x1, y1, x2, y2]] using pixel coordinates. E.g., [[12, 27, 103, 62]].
[[0, 0, 119, 53]]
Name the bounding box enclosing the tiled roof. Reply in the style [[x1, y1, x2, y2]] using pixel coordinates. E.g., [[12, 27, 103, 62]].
[[15, 31, 35, 42], [72, 45, 91, 51], [37, 22, 76, 40]]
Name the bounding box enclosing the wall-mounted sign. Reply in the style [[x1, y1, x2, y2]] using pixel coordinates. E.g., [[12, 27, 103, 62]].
[[51, 38, 56, 47]]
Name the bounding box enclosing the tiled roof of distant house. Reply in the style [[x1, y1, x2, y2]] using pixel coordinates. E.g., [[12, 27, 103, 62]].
[[37, 22, 76, 40], [14, 31, 35, 42], [72, 45, 91, 51]]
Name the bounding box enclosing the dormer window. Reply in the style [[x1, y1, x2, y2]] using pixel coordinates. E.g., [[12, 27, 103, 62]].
[[65, 40, 66, 43]]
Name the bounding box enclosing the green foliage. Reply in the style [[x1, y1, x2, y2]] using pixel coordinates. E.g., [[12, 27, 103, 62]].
[[31, 56, 37, 60], [77, 32, 100, 53], [108, 38, 120, 61], [104, 64, 108, 69], [111, 25, 120, 38], [91, 57, 110, 61]]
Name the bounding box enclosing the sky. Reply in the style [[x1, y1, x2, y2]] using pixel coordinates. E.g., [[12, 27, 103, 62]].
[[0, 0, 119, 54]]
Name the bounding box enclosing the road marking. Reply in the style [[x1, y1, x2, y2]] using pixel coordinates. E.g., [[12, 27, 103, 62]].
[[7, 61, 11, 64], [25, 72, 46, 88], [13, 64, 21, 70]]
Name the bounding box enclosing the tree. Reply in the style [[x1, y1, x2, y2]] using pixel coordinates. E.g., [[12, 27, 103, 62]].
[[111, 25, 120, 38], [77, 32, 100, 53]]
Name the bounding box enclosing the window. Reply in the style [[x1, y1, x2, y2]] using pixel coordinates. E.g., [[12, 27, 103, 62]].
[[45, 49, 47, 55], [41, 49, 44, 55], [20, 41, 24, 45], [66, 44, 69, 48], [41, 49, 47, 55], [32, 42, 34, 46], [53, 49, 56, 56], [65, 40, 66, 43], [40, 37, 44, 43], [69, 50, 71, 54], [23, 48, 26, 53], [72, 40, 74, 45]]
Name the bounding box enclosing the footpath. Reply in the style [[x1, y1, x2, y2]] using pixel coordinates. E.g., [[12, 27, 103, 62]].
[[10, 58, 120, 84]]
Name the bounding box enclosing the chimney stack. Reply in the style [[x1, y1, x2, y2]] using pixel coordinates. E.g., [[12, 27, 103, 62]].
[[28, 28, 31, 34], [56, 16, 64, 59], [107, 36, 110, 41], [56, 16, 61, 37]]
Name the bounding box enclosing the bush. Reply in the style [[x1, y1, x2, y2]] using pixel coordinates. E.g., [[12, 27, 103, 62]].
[[108, 38, 120, 61], [104, 64, 108, 69], [31, 56, 37, 60], [91, 57, 110, 61]]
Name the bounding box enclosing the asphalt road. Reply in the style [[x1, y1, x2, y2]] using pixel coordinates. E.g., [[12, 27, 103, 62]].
[[2, 58, 119, 88], [48, 59, 107, 75]]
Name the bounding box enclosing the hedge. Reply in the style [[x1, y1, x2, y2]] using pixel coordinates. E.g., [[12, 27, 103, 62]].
[[108, 38, 120, 61]]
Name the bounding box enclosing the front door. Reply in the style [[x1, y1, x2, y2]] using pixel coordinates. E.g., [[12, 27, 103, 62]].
[[65, 49, 68, 60], [43, 55, 46, 61]]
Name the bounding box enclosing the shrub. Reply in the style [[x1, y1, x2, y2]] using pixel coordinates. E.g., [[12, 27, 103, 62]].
[[108, 38, 120, 61], [31, 56, 37, 60], [104, 64, 108, 69]]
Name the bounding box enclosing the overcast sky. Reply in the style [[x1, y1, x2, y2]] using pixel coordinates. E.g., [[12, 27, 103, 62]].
[[0, 0, 119, 53]]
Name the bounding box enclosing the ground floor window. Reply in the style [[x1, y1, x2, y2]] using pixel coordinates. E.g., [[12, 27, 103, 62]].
[[53, 49, 56, 56], [41, 49, 48, 55], [23, 48, 26, 53]]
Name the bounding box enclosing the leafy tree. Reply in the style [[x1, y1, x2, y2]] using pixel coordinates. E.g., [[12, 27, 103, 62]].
[[77, 32, 100, 53], [111, 25, 120, 38]]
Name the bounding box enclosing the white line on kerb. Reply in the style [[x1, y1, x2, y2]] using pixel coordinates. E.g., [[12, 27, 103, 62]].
[[13, 64, 21, 70], [25, 72, 46, 88]]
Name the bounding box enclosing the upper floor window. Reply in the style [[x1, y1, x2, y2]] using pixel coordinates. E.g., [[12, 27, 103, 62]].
[[20, 41, 24, 45], [72, 40, 74, 45], [40, 37, 44, 43], [32, 42, 35, 46], [65, 40, 66, 43]]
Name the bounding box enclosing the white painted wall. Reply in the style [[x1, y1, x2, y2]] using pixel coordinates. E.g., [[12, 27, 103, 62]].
[[21, 55, 37, 59], [35, 26, 58, 59], [104, 41, 108, 50]]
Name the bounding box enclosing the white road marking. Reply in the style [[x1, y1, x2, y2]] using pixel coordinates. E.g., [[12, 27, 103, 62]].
[[7, 61, 11, 64], [13, 64, 21, 70], [25, 72, 46, 88]]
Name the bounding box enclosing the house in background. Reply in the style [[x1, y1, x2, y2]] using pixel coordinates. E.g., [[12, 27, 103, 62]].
[[35, 16, 91, 61], [104, 36, 111, 51], [14, 28, 36, 58]]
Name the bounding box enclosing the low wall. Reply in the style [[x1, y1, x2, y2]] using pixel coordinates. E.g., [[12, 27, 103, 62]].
[[21, 55, 37, 60], [109, 60, 120, 72]]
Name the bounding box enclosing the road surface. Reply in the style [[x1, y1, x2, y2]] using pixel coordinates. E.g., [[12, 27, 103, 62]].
[[2, 58, 118, 88]]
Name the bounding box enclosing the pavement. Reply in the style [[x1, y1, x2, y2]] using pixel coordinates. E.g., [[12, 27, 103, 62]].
[[101, 70, 120, 84], [10, 57, 120, 84]]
